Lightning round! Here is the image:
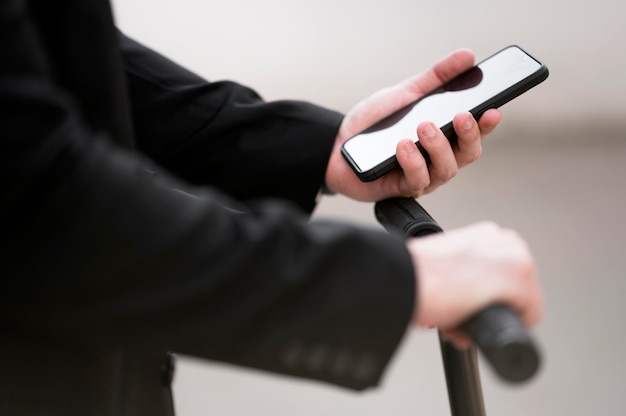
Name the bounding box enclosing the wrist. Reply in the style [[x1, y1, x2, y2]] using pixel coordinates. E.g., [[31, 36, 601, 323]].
[[406, 238, 442, 329], [320, 181, 336, 195], [323, 144, 342, 196]]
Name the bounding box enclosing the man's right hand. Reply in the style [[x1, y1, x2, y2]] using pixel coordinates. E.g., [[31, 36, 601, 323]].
[[406, 222, 543, 347]]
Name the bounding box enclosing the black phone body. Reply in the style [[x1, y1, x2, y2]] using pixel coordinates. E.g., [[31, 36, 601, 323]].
[[341, 45, 549, 182]]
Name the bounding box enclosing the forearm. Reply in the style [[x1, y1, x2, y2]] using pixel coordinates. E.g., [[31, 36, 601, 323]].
[[120, 33, 343, 213]]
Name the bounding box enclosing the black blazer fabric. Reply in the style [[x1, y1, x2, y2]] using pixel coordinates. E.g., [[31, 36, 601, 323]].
[[0, 0, 415, 415]]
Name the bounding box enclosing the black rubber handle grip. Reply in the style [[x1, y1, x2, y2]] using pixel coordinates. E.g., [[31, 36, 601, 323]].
[[374, 197, 540, 383]]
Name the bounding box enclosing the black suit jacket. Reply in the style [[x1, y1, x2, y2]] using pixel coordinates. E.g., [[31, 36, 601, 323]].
[[0, 0, 415, 415]]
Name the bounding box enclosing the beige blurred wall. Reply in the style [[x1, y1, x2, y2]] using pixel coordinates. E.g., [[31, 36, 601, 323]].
[[112, 0, 626, 131]]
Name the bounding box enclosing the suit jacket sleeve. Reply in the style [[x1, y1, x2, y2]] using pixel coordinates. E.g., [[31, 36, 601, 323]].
[[1, 4, 415, 392], [119, 33, 342, 213]]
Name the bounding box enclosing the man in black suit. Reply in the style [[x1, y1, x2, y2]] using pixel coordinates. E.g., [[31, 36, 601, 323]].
[[0, 0, 541, 415]]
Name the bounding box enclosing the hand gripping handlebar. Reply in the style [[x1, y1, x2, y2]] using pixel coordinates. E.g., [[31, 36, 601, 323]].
[[375, 197, 540, 383]]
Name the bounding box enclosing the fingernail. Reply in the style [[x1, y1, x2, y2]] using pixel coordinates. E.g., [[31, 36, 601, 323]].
[[421, 123, 436, 140], [461, 115, 474, 131], [403, 140, 416, 153]]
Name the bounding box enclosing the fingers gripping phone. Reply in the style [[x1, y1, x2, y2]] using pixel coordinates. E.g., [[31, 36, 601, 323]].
[[341, 45, 549, 182]]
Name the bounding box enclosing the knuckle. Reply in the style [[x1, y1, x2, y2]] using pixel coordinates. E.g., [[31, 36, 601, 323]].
[[445, 165, 459, 180], [466, 147, 482, 163], [404, 177, 430, 197], [431, 165, 457, 184], [457, 145, 482, 166], [415, 173, 432, 189]]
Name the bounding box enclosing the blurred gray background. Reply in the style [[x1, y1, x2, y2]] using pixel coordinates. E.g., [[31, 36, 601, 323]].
[[111, 0, 626, 414]]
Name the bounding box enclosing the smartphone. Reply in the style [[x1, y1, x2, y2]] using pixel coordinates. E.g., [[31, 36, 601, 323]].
[[341, 45, 549, 182]]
